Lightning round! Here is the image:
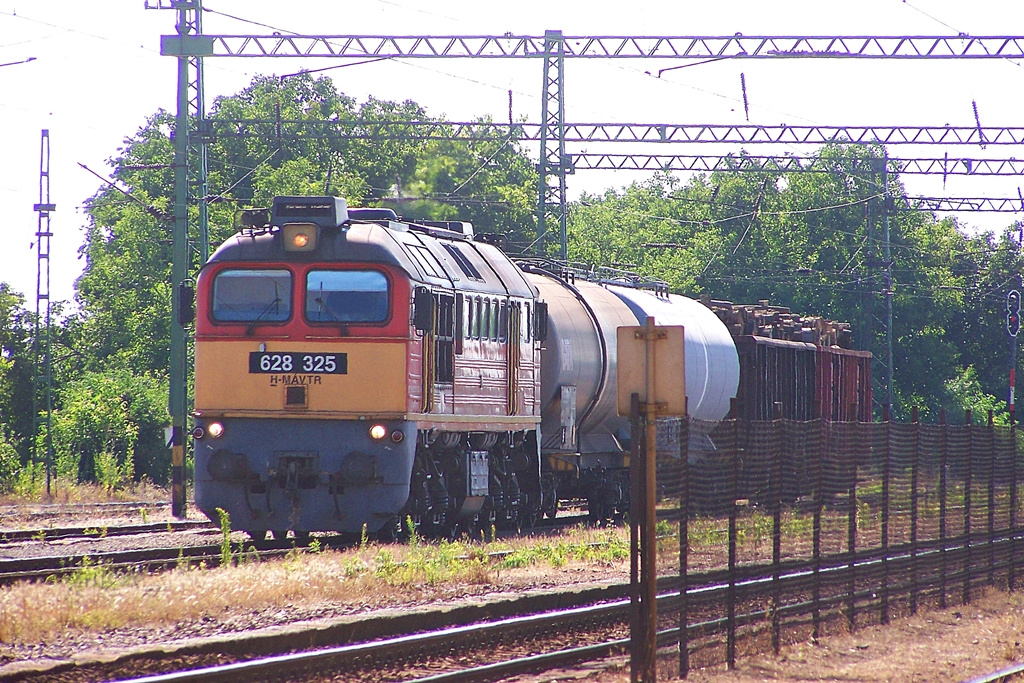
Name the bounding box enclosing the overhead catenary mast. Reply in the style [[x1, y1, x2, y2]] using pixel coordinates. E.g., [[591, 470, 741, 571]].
[[32, 129, 55, 496]]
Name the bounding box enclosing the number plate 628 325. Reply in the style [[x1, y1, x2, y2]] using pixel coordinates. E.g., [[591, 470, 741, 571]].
[[249, 352, 347, 374]]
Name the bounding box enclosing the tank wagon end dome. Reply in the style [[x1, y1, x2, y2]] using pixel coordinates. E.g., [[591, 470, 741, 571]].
[[603, 285, 739, 423]]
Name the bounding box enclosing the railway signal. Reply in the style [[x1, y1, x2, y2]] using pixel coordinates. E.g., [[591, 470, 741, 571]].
[[1008, 290, 1020, 337]]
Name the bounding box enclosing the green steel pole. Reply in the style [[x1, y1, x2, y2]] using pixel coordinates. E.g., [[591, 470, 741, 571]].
[[170, 5, 190, 518]]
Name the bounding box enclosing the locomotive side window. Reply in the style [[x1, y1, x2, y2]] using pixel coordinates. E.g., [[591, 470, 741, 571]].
[[482, 298, 491, 342], [499, 301, 508, 343], [305, 270, 389, 323], [475, 296, 483, 340], [211, 269, 291, 323], [490, 299, 500, 341], [524, 303, 531, 343]]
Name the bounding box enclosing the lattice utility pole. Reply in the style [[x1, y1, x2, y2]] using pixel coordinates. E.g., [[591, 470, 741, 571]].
[[537, 30, 570, 259], [32, 130, 55, 495], [149, 0, 211, 517]]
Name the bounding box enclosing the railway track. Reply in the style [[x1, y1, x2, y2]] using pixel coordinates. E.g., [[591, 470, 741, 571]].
[[110, 599, 634, 683], [962, 663, 1024, 683], [13, 505, 1015, 681], [0, 540, 300, 585], [0, 520, 213, 544], [0, 501, 171, 520], [12, 528, 1016, 683], [0, 512, 591, 586]]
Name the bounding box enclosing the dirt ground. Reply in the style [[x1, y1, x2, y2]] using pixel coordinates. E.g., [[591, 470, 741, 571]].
[[515, 588, 1024, 683]]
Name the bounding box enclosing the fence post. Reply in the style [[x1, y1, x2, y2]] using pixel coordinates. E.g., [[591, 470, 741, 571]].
[[965, 408, 973, 605], [629, 393, 642, 683], [989, 409, 996, 586], [812, 419, 823, 641], [772, 402, 783, 655], [881, 403, 891, 625], [911, 405, 920, 615], [727, 418, 738, 669], [1007, 411, 1015, 593], [679, 412, 689, 678], [939, 408, 948, 609], [847, 407, 859, 631]]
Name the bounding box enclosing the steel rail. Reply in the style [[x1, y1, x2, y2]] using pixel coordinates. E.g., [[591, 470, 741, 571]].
[[102, 528, 1024, 683], [0, 542, 295, 585], [406, 638, 629, 683], [160, 34, 1024, 60], [961, 662, 1024, 683], [0, 520, 213, 544], [0, 515, 591, 585], [110, 598, 630, 683], [0, 501, 170, 515]]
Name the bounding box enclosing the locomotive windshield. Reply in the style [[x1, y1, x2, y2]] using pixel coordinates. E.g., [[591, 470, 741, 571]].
[[306, 270, 389, 323], [211, 269, 292, 322]]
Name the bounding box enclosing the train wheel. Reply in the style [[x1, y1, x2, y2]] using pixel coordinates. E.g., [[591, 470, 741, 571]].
[[293, 530, 311, 545], [376, 515, 405, 543], [246, 529, 267, 542], [271, 529, 288, 541]]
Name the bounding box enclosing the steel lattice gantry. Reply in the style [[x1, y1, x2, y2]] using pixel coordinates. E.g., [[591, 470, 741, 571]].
[[569, 153, 1024, 175], [157, 31, 1024, 252], [203, 119, 1024, 145], [162, 34, 1024, 59]]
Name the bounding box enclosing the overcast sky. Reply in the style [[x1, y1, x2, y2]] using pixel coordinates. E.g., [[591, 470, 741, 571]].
[[2, 0, 1024, 307]]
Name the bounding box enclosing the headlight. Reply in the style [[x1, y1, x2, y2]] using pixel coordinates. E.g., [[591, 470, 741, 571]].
[[283, 223, 317, 251], [369, 424, 387, 440], [207, 421, 225, 439]]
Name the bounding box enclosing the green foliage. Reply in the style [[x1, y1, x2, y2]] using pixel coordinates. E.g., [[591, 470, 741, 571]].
[[945, 365, 1007, 424], [0, 433, 20, 494], [0, 284, 33, 459], [216, 507, 232, 567], [49, 370, 168, 486], [568, 145, 1020, 420]]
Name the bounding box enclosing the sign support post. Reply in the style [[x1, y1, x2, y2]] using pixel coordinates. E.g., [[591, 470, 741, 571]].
[[619, 317, 686, 683]]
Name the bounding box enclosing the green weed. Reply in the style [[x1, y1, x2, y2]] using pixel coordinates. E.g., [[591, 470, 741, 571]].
[[216, 508, 232, 567]]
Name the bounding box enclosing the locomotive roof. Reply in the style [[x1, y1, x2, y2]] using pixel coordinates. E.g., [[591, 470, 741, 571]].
[[206, 219, 537, 299]]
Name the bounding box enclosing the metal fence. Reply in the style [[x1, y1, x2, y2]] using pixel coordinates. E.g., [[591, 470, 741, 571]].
[[653, 410, 1020, 678]]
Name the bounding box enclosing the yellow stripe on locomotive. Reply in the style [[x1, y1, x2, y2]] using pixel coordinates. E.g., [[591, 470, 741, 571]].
[[194, 340, 408, 416]]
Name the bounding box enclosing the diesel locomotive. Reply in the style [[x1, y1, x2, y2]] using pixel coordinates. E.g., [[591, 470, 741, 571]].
[[191, 195, 867, 541]]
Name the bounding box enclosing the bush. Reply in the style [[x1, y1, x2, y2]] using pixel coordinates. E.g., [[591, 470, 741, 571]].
[[0, 433, 20, 494], [49, 370, 169, 487]]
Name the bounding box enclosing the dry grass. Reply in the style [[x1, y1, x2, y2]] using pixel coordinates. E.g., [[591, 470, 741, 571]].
[[0, 479, 169, 507], [0, 524, 632, 646]]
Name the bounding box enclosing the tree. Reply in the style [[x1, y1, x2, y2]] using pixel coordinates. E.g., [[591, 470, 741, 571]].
[[0, 284, 33, 459], [567, 144, 1018, 421], [47, 73, 539, 488], [49, 370, 168, 487]]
